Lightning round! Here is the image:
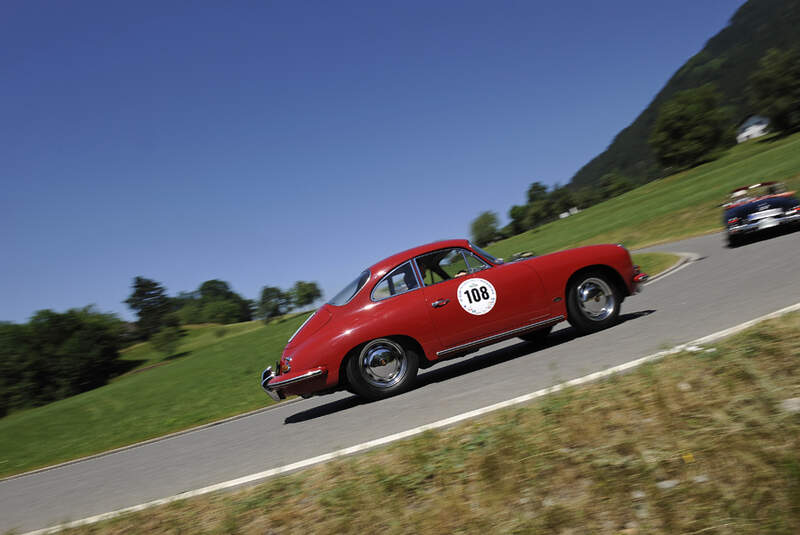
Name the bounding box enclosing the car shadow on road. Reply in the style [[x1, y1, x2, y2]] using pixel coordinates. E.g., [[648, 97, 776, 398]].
[[283, 309, 656, 424]]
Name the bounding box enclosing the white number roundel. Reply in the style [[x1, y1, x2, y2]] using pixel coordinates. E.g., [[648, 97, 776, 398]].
[[457, 278, 497, 315]]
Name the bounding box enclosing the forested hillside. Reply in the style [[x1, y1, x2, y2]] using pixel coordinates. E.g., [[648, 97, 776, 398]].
[[570, 0, 800, 188]]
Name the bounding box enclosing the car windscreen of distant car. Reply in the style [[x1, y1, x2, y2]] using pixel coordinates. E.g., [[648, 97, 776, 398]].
[[328, 270, 370, 306]]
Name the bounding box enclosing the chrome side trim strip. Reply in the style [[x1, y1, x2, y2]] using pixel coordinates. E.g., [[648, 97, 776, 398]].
[[436, 316, 565, 357]]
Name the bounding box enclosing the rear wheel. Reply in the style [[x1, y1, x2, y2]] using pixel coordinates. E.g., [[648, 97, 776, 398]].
[[727, 232, 741, 248], [346, 338, 419, 400], [566, 271, 620, 334]]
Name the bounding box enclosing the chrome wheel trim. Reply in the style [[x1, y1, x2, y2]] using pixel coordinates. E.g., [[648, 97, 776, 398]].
[[576, 277, 615, 321], [359, 339, 408, 389]]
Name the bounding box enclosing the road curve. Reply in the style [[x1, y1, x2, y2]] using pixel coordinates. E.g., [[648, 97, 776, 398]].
[[2, 229, 800, 533]]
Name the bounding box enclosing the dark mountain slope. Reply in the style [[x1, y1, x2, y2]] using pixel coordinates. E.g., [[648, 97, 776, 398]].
[[570, 0, 800, 188]]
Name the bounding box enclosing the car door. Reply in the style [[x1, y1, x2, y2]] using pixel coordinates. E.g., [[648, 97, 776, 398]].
[[416, 248, 551, 352]]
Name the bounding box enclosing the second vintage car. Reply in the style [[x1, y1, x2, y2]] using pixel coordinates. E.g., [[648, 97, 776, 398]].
[[723, 182, 800, 246], [262, 239, 648, 401]]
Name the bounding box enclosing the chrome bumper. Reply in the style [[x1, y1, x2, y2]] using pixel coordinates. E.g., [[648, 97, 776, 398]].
[[261, 366, 327, 402], [728, 213, 800, 234], [633, 272, 648, 294]]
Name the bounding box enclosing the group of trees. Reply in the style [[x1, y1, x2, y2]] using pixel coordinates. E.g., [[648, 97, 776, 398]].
[[650, 47, 800, 171], [0, 275, 324, 415], [124, 277, 323, 342], [0, 308, 126, 416], [257, 281, 322, 321], [471, 174, 634, 246], [472, 46, 800, 247]]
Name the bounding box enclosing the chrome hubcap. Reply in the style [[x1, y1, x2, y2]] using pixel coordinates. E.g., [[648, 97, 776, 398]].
[[359, 340, 407, 388], [576, 277, 615, 321]]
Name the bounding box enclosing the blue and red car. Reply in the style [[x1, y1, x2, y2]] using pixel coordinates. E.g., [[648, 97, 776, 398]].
[[262, 239, 647, 401], [723, 182, 800, 246]]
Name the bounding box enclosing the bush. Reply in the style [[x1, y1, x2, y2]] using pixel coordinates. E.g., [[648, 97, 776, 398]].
[[150, 326, 183, 358], [0, 308, 124, 416]]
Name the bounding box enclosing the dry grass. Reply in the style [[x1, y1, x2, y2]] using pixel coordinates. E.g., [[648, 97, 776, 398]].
[[58, 314, 800, 535]]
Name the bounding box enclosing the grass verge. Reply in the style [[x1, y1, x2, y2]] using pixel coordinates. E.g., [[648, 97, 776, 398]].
[[630, 252, 678, 279], [59, 312, 800, 535]]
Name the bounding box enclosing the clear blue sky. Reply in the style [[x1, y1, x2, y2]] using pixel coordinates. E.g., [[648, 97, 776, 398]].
[[1, 0, 745, 323]]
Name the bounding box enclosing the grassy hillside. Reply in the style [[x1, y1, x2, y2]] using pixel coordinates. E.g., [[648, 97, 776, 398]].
[[0, 315, 310, 478], [487, 132, 800, 260], [61, 312, 800, 535], [571, 0, 800, 188]]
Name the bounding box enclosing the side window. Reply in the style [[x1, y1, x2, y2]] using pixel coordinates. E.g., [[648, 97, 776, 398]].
[[371, 262, 420, 301], [416, 248, 479, 286], [464, 252, 489, 273]]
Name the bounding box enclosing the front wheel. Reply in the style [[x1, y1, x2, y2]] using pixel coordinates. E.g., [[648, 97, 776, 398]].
[[346, 338, 419, 400], [566, 272, 620, 334]]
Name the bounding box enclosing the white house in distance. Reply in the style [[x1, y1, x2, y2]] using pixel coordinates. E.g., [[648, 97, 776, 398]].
[[559, 207, 580, 219], [736, 115, 769, 143]]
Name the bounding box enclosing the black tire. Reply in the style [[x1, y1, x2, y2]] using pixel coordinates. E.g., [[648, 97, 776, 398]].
[[345, 338, 419, 400], [727, 233, 741, 248], [566, 271, 621, 334], [518, 325, 553, 344]]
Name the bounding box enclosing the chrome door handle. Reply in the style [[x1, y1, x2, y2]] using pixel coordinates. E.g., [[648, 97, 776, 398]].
[[432, 299, 449, 308]]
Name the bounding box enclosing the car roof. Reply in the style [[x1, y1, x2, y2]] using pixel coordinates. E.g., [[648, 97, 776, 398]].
[[367, 239, 473, 279]]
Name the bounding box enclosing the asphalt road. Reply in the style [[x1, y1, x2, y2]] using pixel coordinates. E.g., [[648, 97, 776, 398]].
[[2, 229, 800, 533]]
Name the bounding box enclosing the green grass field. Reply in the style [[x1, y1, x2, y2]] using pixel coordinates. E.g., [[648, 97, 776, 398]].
[[2, 132, 799, 479], [60, 312, 800, 535]]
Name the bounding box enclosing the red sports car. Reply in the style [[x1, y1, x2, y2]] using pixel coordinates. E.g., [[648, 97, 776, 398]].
[[262, 239, 647, 401]]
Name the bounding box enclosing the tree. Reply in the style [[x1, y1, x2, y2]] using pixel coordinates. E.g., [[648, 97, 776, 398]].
[[748, 48, 800, 132], [507, 204, 527, 236], [202, 300, 241, 324], [470, 211, 499, 246], [523, 199, 555, 230], [598, 173, 634, 200], [177, 300, 204, 324], [649, 84, 730, 169], [572, 186, 601, 209], [125, 277, 171, 339], [258, 286, 291, 321], [150, 326, 182, 358], [198, 280, 234, 302], [548, 185, 575, 215], [290, 281, 322, 309], [526, 181, 549, 204], [0, 308, 124, 415], [189, 280, 253, 324]]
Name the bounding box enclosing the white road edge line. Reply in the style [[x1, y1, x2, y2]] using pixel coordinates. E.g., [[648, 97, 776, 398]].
[[24, 301, 800, 535], [642, 252, 700, 284]]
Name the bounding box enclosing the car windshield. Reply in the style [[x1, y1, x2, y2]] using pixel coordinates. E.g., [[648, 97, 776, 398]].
[[727, 183, 786, 205], [328, 270, 370, 306]]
